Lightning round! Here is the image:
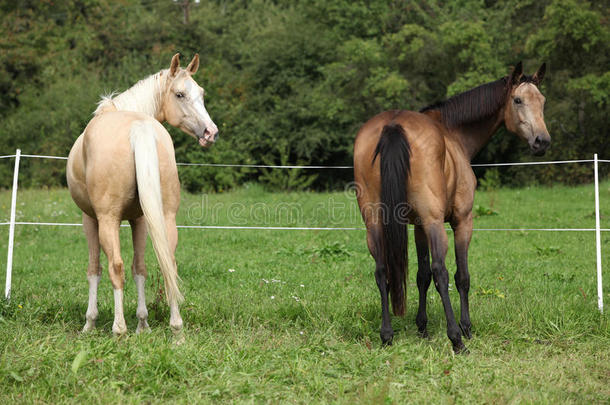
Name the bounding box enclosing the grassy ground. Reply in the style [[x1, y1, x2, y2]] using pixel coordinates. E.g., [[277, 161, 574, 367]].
[[0, 180, 609, 403]]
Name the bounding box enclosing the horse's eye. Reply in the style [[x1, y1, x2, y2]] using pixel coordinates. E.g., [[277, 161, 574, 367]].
[[514, 97, 522, 105], [176, 92, 185, 99]]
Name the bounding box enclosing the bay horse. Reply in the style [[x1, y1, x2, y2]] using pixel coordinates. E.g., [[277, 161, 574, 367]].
[[354, 62, 549, 353], [67, 53, 218, 338]]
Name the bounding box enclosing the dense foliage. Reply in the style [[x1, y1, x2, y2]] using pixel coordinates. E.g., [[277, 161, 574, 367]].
[[0, 0, 608, 191]]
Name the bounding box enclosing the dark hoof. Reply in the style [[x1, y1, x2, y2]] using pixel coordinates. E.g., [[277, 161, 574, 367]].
[[380, 328, 394, 346], [459, 322, 472, 339], [453, 342, 469, 355]]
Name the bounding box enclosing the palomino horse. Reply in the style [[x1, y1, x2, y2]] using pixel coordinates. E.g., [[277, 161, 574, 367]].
[[67, 54, 218, 337], [354, 62, 549, 353]]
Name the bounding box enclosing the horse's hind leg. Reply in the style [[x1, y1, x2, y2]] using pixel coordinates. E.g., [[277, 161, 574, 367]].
[[98, 216, 127, 335], [130, 217, 150, 333], [366, 223, 394, 345], [414, 224, 432, 338], [452, 214, 473, 339], [83, 213, 102, 332], [425, 221, 466, 353]]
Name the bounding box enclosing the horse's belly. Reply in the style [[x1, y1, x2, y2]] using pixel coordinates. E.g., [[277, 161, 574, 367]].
[[444, 147, 476, 221]]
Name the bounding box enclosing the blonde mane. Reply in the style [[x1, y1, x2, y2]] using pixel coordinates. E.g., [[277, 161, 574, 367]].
[[94, 70, 168, 116]]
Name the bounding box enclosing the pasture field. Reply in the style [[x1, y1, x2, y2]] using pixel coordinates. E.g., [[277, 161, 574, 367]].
[[0, 181, 609, 403]]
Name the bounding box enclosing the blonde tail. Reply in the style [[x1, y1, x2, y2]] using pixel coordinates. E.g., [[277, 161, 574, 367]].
[[130, 121, 183, 304]]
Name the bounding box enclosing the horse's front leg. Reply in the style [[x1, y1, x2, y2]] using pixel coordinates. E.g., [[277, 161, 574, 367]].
[[425, 221, 466, 353], [452, 213, 473, 339]]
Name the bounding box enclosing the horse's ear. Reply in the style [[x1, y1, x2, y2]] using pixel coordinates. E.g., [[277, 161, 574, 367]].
[[509, 61, 523, 85], [533, 62, 546, 85], [186, 54, 199, 75], [169, 53, 180, 77]]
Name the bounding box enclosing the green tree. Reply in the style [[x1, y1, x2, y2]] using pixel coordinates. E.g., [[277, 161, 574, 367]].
[[0, 0, 607, 190]]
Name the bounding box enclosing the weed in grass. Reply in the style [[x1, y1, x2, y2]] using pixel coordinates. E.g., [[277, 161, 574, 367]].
[[312, 242, 351, 260], [473, 204, 499, 218], [535, 245, 562, 256], [476, 287, 506, 299]]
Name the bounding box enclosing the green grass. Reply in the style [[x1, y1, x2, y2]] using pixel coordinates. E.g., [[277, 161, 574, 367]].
[[0, 182, 609, 403]]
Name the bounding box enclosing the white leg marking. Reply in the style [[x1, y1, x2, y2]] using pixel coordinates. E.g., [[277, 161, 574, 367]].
[[134, 274, 150, 333], [169, 300, 183, 332], [112, 288, 127, 335], [83, 275, 100, 332], [169, 299, 184, 344]]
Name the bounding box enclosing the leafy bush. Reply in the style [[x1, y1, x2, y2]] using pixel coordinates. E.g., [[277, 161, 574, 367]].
[[0, 0, 608, 191]]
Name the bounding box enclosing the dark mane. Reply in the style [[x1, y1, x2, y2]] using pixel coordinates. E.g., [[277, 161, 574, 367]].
[[420, 77, 512, 128]]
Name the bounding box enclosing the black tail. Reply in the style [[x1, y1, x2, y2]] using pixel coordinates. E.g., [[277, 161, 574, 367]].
[[373, 123, 411, 316]]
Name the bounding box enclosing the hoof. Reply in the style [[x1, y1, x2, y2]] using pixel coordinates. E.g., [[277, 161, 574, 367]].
[[418, 329, 430, 339], [380, 328, 394, 346], [170, 318, 183, 335], [82, 321, 95, 333], [171, 320, 185, 345], [112, 322, 127, 336], [172, 330, 185, 345], [453, 342, 469, 355], [136, 321, 151, 334]]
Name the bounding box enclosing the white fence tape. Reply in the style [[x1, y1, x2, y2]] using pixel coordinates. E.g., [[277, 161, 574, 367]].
[[9, 222, 610, 233], [177, 162, 353, 169], [0, 151, 606, 313], [0, 153, 598, 169]]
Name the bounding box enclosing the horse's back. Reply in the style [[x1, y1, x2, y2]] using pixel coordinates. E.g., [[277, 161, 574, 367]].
[[355, 110, 446, 167], [83, 111, 171, 156]]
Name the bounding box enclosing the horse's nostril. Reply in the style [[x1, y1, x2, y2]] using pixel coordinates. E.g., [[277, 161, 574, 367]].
[[532, 135, 550, 155], [538, 136, 550, 148], [533, 136, 542, 147]]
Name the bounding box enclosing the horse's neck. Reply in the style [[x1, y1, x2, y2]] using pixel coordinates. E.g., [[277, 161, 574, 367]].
[[452, 111, 504, 161], [103, 72, 166, 120]]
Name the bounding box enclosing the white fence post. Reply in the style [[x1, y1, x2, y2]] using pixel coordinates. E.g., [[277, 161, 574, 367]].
[[594, 154, 604, 313], [5, 149, 21, 300]]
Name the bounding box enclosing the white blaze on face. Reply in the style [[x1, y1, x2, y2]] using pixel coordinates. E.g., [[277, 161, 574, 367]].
[[516, 84, 546, 145], [185, 79, 218, 145]]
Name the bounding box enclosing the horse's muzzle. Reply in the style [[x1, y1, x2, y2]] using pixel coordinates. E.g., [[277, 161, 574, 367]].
[[531, 134, 550, 156], [197, 127, 219, 147]]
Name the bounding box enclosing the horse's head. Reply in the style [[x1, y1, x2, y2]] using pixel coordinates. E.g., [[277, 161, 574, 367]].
[[504, 62, 550, 156], [161, 53, 219, 148]]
